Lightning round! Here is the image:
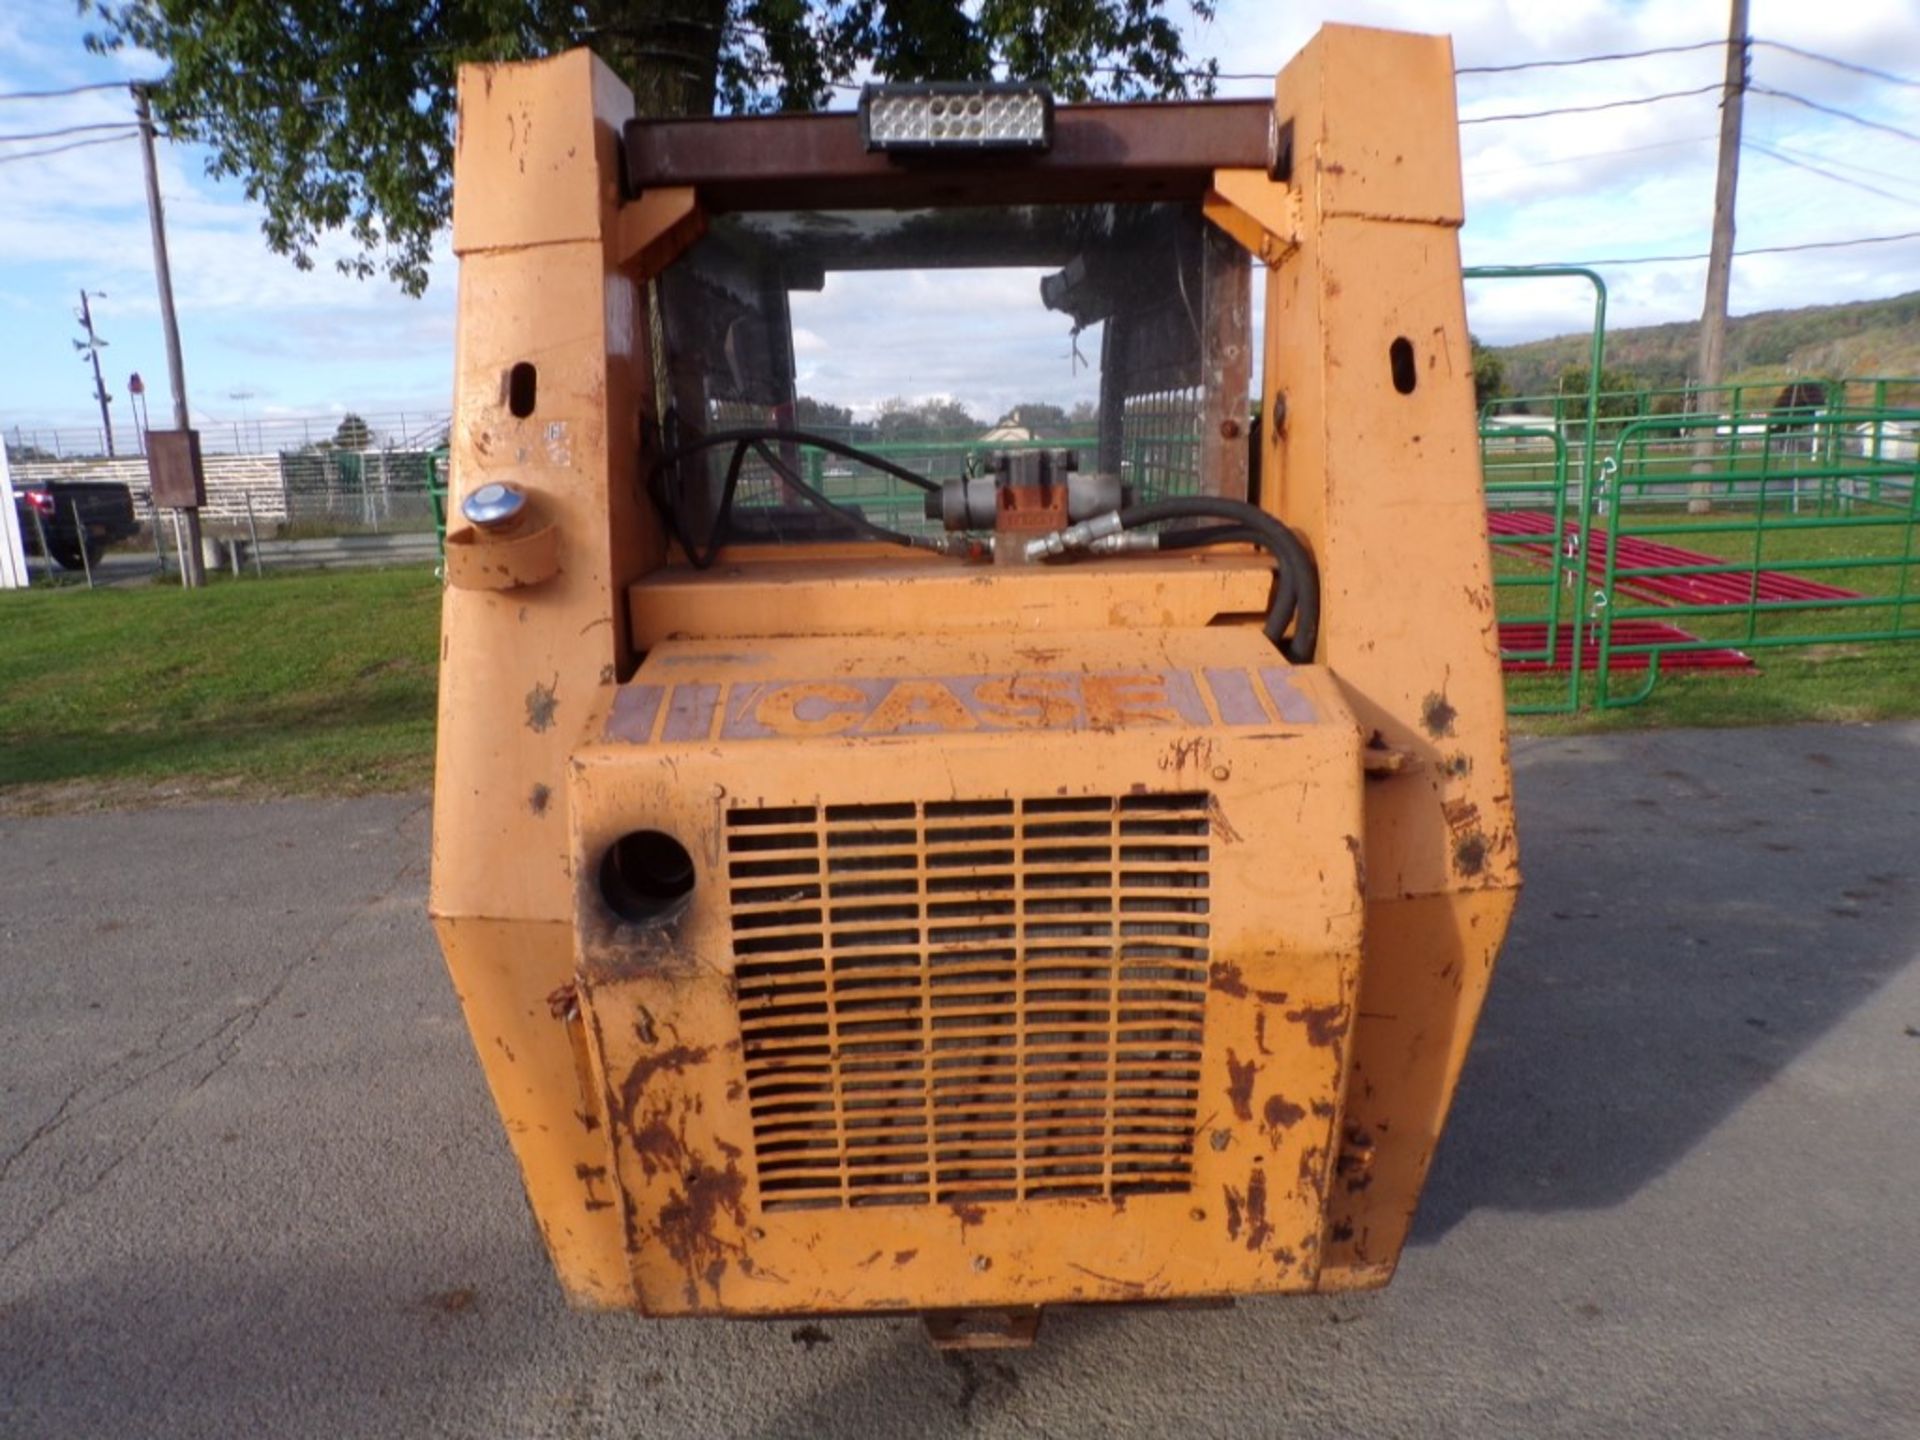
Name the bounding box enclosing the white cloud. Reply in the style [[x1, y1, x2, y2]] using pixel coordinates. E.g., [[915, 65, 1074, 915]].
[[787, 267, 1102, 421]]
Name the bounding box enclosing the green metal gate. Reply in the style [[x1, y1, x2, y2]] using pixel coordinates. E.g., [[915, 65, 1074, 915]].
[[1468, 267, 1609, 715]]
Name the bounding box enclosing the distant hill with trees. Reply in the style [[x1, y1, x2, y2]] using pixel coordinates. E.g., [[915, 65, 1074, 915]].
[[1488, 289, 1920, 401]]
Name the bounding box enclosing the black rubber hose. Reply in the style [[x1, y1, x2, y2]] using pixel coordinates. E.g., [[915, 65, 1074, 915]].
[[657, 437, 754, 571], [1155, 523, 1297, 652], [748, 441, 924, 552], [645, 432, 1321, 659], [649, 428, 941, 566], [1156, 523, 1261, 550], [1117, 498, 1319, 662], [654, 428, 942, 494]]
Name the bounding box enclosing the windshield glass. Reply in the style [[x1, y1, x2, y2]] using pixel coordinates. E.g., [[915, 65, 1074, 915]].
[[653, 201, 1248, 547]]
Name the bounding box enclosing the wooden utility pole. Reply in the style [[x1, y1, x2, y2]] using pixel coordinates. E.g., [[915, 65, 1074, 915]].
[[133, 82, 205, 586], [1690, 0, 1750, 513], [75, 291, 116, 457]]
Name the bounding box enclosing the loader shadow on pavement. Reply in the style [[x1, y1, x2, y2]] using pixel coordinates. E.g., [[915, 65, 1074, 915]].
[[1417, 722, 1920, 1239]]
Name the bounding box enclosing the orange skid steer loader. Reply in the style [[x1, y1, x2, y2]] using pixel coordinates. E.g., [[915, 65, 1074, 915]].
[[430, 22, 1517, 1347]]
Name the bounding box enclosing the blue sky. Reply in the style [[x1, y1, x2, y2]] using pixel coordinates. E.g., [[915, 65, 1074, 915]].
[[3, 0, 1919, 441]]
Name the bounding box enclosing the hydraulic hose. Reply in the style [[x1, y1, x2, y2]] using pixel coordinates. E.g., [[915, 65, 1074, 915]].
[[647, 428, 942, 568], [1116, 498, 1319, 663], [645, 432, 1321, 663], [748, 441, 927, 552], [654, 428, 940, 494]]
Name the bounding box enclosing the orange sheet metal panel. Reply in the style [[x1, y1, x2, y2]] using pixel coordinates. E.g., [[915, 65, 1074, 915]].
[[566, 628, 1363, 1314], [628, 553, 1278, 649], [1260, 25, 1518, 1286]]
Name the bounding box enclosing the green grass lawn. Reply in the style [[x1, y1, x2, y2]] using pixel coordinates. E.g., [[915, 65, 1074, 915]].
[[0, 567, 440, 802], [1508, 639, 1920, 735]]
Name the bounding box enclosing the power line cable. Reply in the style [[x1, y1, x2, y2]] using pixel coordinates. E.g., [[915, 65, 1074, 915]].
[[1744, 140, 1920, 209], [1749, 87, 1920, 145], [1754, 40, 1920, 89], [0, 39, 1737, 101], [1098, 38, 1733, 82], [0, 79, 157, 102], [1755, 138, 1920, 191], [1460, 84, 1721, 125], [0, 119, 147, 143], [1465, 134, 1716, 178], [0, 37, 1826, 109], [0, 36, 1900, 139], [0, 130, 140, 165], [1457, 39, 1724, 75], [1515, 229, 1920, 267]]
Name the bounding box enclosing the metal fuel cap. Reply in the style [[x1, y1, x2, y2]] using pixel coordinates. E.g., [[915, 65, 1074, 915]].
[[462, 482, 527, 531]]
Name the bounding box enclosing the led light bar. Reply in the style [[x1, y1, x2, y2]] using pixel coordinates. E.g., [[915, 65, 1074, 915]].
[[860, 83, 1054, 153]]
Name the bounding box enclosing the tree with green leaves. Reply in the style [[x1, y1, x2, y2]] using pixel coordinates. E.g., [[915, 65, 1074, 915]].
[[83, 0, 1220, 297], [332, 413, 372, 450], [875, 395, 978, 438], [1468, 334, 1503, 411], [996, 402, 1072, 436], [793, 396, 854, 431], [1557, 365, 1644, 421]]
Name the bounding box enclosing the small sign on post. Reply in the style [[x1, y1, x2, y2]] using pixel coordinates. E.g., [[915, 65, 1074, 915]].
[[147, 428, 206, 507], [146, 427, 207, 586]]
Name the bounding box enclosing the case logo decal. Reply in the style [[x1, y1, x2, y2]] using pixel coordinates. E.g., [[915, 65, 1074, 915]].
[[605, 668, 1313, 743]]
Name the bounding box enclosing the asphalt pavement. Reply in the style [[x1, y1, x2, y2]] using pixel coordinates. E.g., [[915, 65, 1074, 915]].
[[2, 723, 1917, 1438]]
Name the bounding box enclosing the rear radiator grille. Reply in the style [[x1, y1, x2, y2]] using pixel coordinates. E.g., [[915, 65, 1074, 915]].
[[727, 794, 1212, 1211]]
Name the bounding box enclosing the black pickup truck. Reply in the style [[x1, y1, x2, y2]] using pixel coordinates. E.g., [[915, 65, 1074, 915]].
[[13, 479, 139, 570]]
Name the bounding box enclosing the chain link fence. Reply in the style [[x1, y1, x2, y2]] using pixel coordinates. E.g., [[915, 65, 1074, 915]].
[[4, 411, 449, 462], [279, 448, 443, 534]]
